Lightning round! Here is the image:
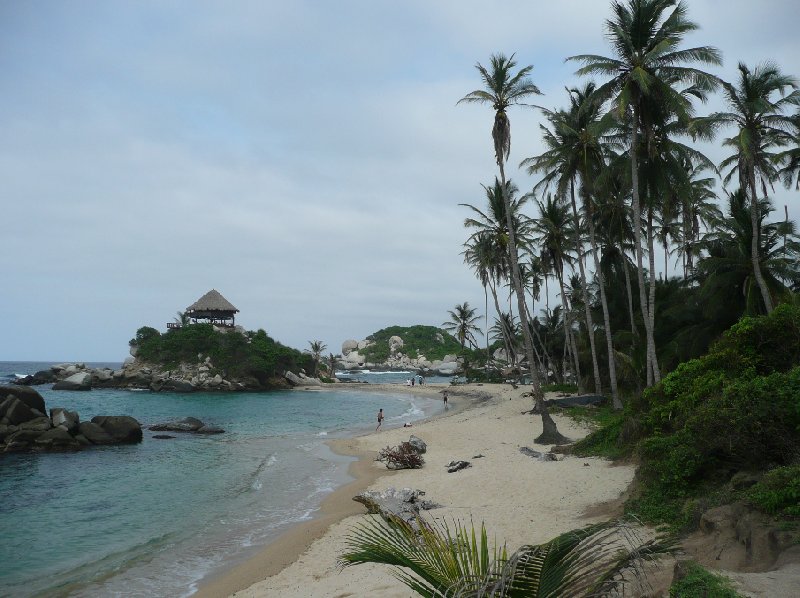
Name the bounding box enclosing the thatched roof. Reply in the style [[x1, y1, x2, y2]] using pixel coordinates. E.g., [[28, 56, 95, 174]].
[[186, 289, 239, 313]]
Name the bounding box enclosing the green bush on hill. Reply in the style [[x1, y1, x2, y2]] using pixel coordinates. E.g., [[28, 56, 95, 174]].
[[359, 325, 463, 363], [575, 304, 800, 527], [131, 324, 313, 384]]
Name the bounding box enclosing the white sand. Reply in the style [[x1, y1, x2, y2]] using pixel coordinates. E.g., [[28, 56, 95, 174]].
[[196, 383, 636, 597]]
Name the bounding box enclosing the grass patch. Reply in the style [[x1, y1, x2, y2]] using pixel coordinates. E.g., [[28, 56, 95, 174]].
[[669, 562, 743, 597]]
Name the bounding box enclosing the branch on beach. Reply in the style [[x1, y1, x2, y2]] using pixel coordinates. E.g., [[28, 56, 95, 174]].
[[376, 442, 425, 470]]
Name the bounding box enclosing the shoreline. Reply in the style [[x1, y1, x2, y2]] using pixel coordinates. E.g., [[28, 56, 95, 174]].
[[194, 383, 636, 597], [193, 382, 464, 598]]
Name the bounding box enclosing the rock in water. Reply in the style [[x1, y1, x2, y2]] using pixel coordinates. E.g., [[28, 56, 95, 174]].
[[90, 416, 143, 443]]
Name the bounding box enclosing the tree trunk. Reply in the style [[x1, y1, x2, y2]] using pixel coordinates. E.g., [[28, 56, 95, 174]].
[[630, 105, 660, 386], [570, 180, 602, 395], [647, 207, 660, 383], [587, 202, 621, 408], [622, 256, 636, 338], [498, 160, 541, 395], [484, 284, 490, 375], [749, 172, 774, 313], [558, 272, 583, 392], [490, 281, 513, 366]]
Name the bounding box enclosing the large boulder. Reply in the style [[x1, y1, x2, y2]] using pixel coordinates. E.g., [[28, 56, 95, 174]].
[[342, 339, 359, 354], [51, 408, 80, 433], [408, 435, 427, 454], [90, 416, 143, 443], [19, 416, 53, 432], [0, 386, 47, 415], [0, 396, 45, 425], [353, 487, 439, 529], [4, 429, 45, 452], [163, 379, 196, 393], [388, 336, 404, 353], [34, 427, 81, 451], [78, 422, 116, 445], [52, 372, 92, 391]]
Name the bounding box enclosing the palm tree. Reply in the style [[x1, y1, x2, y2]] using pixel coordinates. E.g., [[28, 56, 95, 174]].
[[442, 303, 482, 351], [530, 194, 583, 392], [522, 82, 622, 405], [340, 515, 671, 597], [697, 189, 800, 316], [694, 62, 800, 313], [779, 110, 800, 190], [306, 340, 327, 377], [569, 0, 722, 385], [458, 53, 545, 407], [173, 311, 190, 327], [462, 179, 533, 368]]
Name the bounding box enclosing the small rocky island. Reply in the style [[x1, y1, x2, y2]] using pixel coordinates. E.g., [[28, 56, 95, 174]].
[[13, 293, 469, 394]]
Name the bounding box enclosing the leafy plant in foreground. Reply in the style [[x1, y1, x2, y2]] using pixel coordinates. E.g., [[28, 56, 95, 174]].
[[340, 516, 672, 597]]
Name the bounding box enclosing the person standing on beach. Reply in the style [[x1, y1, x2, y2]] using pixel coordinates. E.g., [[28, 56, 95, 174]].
[[443, 390, 448, 410], [376, 408, 384, 431]]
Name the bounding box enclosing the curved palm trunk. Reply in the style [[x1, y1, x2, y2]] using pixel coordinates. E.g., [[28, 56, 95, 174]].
[[569, 180, 602, 395], [498, 161, 540, 391], [749, 172, 774, 313], [630, 106, 661, 386], [587, 205, 621, 408], [498, 161, 565, 444]]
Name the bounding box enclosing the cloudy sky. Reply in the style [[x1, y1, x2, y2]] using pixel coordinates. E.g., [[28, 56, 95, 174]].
[[2, 1, 799, 362]]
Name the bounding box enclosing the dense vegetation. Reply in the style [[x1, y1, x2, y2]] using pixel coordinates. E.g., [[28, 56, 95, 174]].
[[573, 305, 800, 528], [359, 325, 462, 363], [131, 324, 313, 384], [453, 0, 800, 412]]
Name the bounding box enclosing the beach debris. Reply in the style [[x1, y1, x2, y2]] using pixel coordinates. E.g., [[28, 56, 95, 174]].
[[353, 487, 440, 528], [376, 442, 424, 469], [519, 447, 559, 461], [473, 454, 485, 459], [149, 417, 225, 434], [407, 434, 427, 454], [445, 460, 471, 473]]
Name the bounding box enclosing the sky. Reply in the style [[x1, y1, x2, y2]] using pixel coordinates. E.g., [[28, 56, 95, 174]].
[[2, 0, 799, 362]]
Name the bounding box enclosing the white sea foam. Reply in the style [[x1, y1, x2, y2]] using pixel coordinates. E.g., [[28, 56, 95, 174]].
[[316, 431, 328, 436]]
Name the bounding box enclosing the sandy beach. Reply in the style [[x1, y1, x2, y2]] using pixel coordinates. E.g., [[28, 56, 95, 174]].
[[194, 383, 637, 597]]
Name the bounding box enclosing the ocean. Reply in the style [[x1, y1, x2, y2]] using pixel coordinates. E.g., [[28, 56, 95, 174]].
[[0, 362, 444, 597]]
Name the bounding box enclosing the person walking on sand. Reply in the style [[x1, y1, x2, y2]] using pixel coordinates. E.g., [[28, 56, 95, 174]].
[[443, 390, 448, 410], [376, 408, 384, 431]]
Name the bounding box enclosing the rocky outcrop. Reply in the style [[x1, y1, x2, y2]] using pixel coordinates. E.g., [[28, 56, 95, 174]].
[[0, 386, 142, 454], [52, 372, 92, 391], [284, 371, 322, 387], [149, 417, 225, 434], [353, 487, 440, 529], [14, 358, 311, 393], [338, 337, 464, 376]]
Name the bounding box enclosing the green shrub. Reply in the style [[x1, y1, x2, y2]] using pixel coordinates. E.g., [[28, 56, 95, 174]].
[[669, 562, 742, 597], [130, 325, 312, 385], [359, 325, 462, 363], [747, 465, 800, 519]]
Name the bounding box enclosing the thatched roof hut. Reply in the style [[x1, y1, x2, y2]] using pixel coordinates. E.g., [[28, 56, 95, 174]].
[[185, 289, 239, 326]]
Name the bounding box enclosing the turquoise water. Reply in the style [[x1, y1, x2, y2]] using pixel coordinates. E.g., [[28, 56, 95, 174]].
[[0, 362, 441, 597]]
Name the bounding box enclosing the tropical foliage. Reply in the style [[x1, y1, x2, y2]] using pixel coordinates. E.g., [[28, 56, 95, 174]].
[[359, 325, 463, 363], [340, 515, 671, 597], [453, 0, 800, 406], [131, 324, 313, 384]]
